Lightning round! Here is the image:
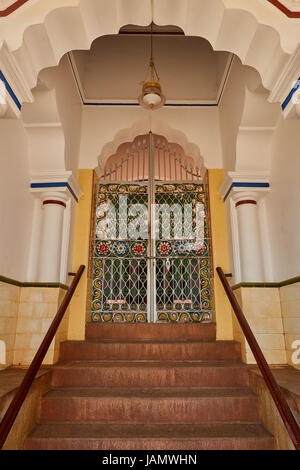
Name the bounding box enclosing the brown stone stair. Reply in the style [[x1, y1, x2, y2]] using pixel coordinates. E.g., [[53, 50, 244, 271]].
[[39, 387, 260, 423], [25, 422, 275, 450], [24, 323, 276, 450]]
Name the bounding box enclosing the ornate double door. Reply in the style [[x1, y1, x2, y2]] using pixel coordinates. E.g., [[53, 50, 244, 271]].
[[91, 134, 213, 323]]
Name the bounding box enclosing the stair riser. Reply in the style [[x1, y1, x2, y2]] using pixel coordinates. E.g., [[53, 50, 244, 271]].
[[52, 366, 249, 388], [86, 323, 216, 340], [25, 438, 275, 451], [40, 396, 259, 423], [59, 342, 241, 362]]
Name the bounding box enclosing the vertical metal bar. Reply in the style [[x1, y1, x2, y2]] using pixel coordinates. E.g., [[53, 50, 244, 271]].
[[137, 145, 140, 181], [148, 132, 156, 323], [180, 156, 183, 180], [126, 152, 129, 181], [143, 145, 145, 181]]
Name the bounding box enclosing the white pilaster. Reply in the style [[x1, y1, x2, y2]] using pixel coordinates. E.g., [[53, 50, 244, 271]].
[[38, 192, 69, 283], [219, 171, 271, 283], [233, 192, 264, 282]]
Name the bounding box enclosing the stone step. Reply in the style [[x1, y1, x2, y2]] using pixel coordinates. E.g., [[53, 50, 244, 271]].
[[25, 422, 275, 450], [40, 387, 259, 423], [59, 339, 241, 362], [51, 361, 250, 388], [85, 322, 216, 340]]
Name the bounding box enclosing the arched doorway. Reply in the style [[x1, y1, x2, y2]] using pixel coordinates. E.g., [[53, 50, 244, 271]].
[[90, 133, 213, 323]]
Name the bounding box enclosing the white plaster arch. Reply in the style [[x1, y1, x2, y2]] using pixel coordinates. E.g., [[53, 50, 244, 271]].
[[235, 83, 281, 171], [97, 118, 205, 176], [6, 0, 296, 103]]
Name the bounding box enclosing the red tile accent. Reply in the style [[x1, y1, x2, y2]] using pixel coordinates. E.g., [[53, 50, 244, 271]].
[[235, 200, 257, 208], [43, 200, 66, 208]]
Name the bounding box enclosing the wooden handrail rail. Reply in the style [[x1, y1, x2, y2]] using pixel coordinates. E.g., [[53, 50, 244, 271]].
[[216, 266, 300, 451], [0, 265, 85, 449]]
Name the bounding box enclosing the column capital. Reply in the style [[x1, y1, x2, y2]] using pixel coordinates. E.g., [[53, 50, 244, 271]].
[[219, 170, 270, 203], [30, 170, 82, 203]]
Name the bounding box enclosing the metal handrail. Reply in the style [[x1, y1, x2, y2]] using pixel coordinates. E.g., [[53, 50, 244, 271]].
[[216, 266, 300, 451], [0, 265, 85, 449]]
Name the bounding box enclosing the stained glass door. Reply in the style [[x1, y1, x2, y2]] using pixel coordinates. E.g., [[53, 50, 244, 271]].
[[90, 134, 213, 323]]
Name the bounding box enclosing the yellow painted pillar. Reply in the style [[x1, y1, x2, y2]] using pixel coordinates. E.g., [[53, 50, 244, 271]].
[[68, 170, 94, 340], [208, 169, 233, 340]]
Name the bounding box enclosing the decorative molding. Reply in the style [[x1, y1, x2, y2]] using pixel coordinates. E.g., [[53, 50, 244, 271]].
[[30, 170, 82, 203], [0, 274, 68, 290], [0, 40, 33, 117], [233, 275, 300, 290], [219, 171, 271, 202], [269, 45, 300, 118]]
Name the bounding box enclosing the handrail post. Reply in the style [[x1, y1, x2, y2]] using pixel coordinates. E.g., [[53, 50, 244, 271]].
[[216, 266, 300, 451], [0, 265, 85, 450]]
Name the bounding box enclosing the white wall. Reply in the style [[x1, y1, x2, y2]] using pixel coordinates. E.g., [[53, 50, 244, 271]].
[[55, 55, 83, 172], [79, 105, 223, 169], [266, 116, 300, 282], [218, 57, 245, 171], [0, 119, 34, 281]]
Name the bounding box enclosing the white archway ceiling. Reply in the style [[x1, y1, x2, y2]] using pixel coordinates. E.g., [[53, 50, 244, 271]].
[[0, 0, 299, 100]]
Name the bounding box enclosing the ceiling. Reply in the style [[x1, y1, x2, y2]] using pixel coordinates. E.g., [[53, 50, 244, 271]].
[[70, 30, 231, 104]]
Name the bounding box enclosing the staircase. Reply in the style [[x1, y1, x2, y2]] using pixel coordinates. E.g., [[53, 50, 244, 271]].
[[25, 323, 275, 450]]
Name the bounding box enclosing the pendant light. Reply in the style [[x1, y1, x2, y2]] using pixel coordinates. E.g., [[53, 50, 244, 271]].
[[139, 22, 166, 110]]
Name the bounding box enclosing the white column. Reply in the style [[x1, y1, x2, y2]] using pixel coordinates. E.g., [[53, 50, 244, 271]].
[[234, 192, 264, 282], [38, 192, 68, 283]]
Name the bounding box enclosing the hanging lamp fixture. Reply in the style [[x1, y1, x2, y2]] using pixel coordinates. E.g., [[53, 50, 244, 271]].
[[139, 23, 166, 110]]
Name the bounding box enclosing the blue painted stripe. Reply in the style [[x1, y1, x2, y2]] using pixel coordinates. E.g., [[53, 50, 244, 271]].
[[0, 69, 22, 110], [224, 182, 270, 202], [282, 77, 300, 111], [30, 182, 78, 203], [83, 101, 218, 107]]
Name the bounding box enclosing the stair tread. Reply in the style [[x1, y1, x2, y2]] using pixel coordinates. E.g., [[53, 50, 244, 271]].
[[63, 339, 238, 344], [44, 387, 256, 399], [27, 422, 273, 440], [54, 360, 247, 369]]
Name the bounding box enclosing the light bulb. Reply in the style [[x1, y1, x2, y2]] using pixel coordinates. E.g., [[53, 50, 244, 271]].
[[142, 93, 162, 107]]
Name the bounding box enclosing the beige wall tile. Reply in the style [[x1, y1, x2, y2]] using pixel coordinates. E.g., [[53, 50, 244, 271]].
[[245, 334, 286, 351], [0, 300, 19, 318], [247, 317, 284, 334], [0, 317, 18, 335], [33, 302, 58, 318], [246, 349, 287, 365], [286, 350, 300, 370], [0, 282, 20, 302], [1, 334, 16, 352], [281, 300, 300, 317], [241, 287, 281, 304], [284, 334, 300, 350], [280, 282, 300, 303], [14, 333, 32, 350], [16, 318, 43, 334], [20, 287, 60, 303], [282, 317, 300, 334]]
